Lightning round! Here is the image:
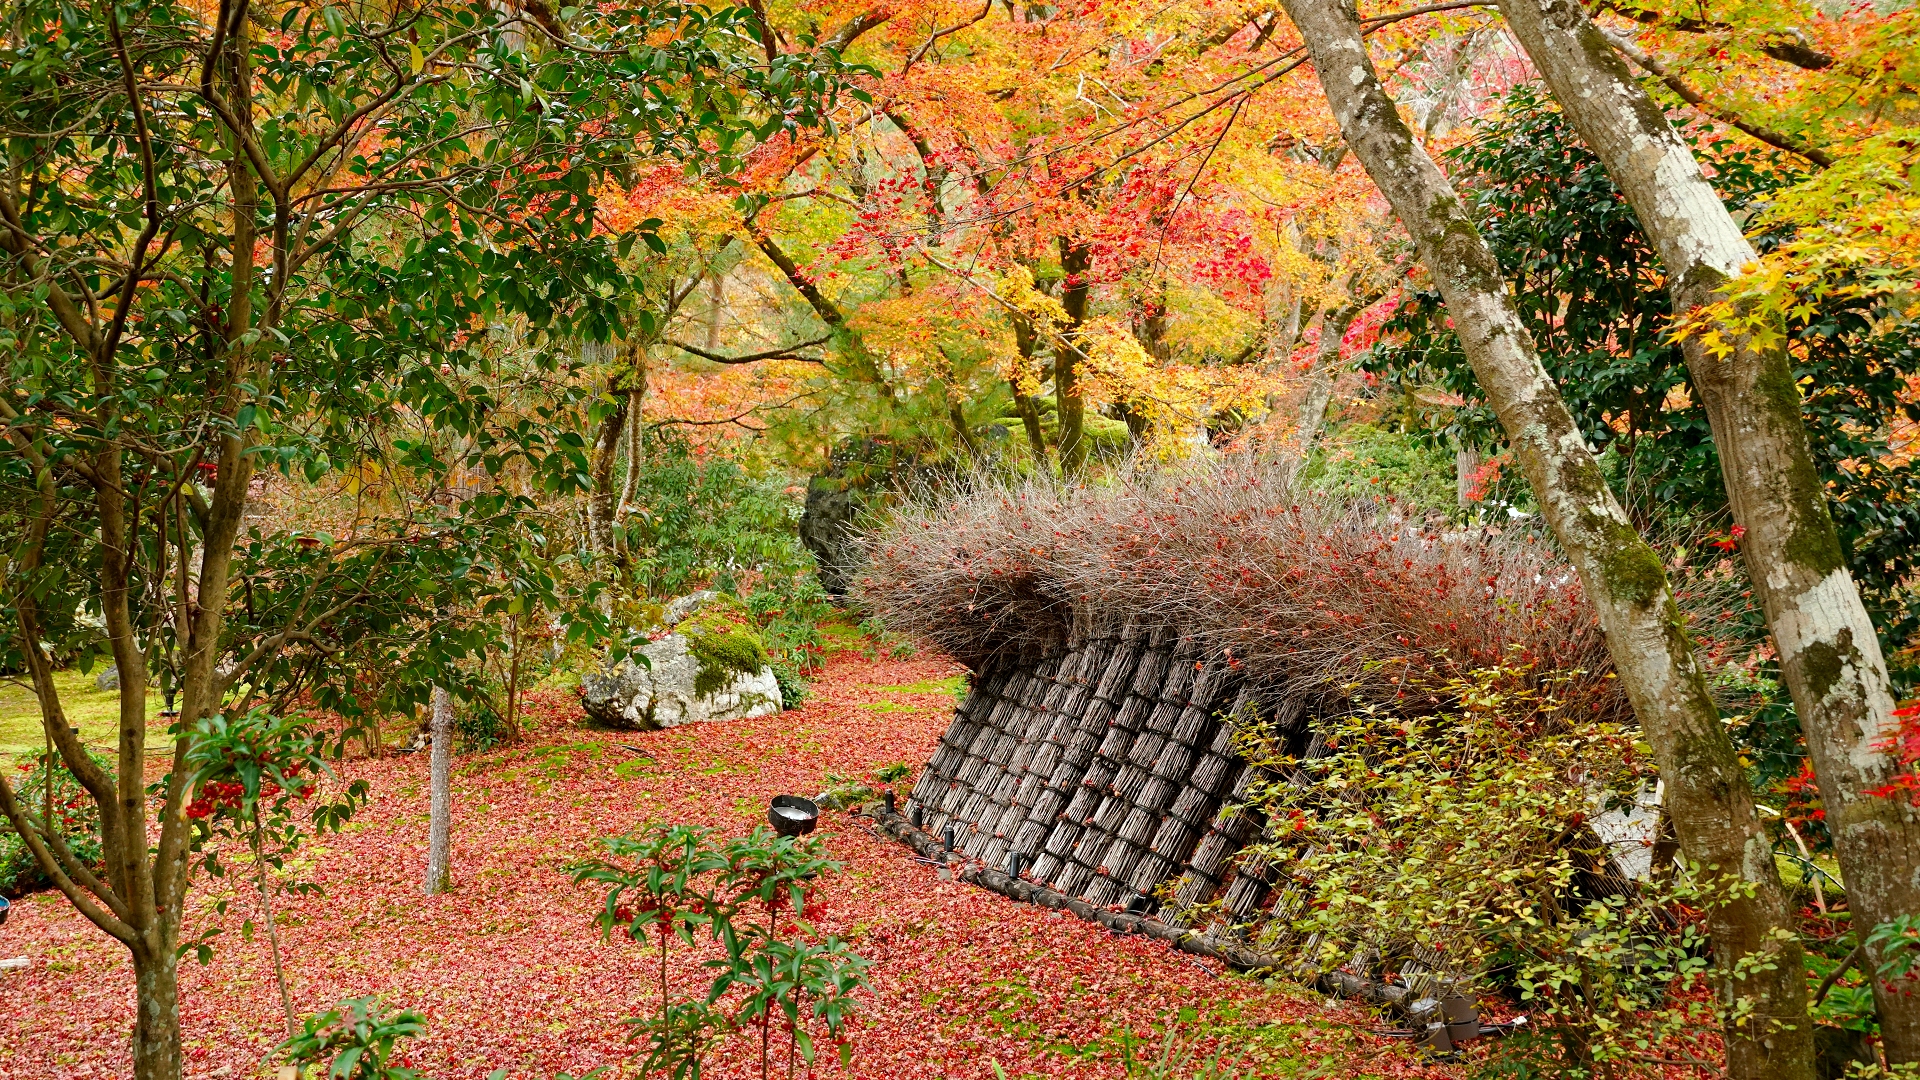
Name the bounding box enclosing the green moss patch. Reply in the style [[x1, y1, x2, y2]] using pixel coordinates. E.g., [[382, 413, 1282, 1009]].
[[0, 667, 172, 760], [679, 611, 771, 697]]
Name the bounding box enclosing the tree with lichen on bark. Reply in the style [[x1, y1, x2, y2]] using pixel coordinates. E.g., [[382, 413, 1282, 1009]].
[[1272, 1, 1814, 1077], [1490, 0, 1920, 1062]]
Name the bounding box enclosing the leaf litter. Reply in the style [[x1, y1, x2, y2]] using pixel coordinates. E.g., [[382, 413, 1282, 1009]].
[[0, 652, 1452, 1080]]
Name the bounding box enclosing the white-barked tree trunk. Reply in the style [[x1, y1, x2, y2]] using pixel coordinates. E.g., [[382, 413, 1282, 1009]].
[[425, 685, 453, 895], [1272, 3, 1813, 1077], [1493, 0, 1920, 1060]]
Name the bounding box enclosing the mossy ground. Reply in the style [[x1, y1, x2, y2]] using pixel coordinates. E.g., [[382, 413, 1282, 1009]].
[[0, 667, 172, 760]]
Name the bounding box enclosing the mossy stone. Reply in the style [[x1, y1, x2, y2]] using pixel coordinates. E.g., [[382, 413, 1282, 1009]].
[[679, 611, 771, 697]]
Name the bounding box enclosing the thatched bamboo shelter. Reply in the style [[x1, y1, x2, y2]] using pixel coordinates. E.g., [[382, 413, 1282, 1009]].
[[857, 463, 1655, 958]]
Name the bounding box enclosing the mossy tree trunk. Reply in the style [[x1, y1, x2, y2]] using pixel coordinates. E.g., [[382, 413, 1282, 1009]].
[[0, 14, 266, 1078], [587, 376, 629, 560], [1494, 0, 1920, 1061], [1290, 296, 1366, 464], [1009, 312, 1053, 464], [1273, 4, 1812, 1080], [1123, 288, 1170, 443]]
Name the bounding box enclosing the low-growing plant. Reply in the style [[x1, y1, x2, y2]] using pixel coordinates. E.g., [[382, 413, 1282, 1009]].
[[280, 998, 607, 1080], [1234, 661, 1730, 1078], [603, 429, 837, 709], [1114, 1006, 1256, 1079], [855, 615, 914, 660], [812, 772, 876, 811], [1298, 423, 1460, 519], [857, 459, 1623, 723], [281, 997, 428, 1080], [570, 824, 870, 1079], [453, 679, 510, 754]]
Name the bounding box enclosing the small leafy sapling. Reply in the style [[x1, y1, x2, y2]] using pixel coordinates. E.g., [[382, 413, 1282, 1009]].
[[571, 825, 727, 1019], [1869, 915, 1920, 998], [712, 828, 866, 1080], [573, 824, 869, 1079], [723, 933, 871, 1079], [280, 998, 427, 1080], [182, 708, 369, 1035]]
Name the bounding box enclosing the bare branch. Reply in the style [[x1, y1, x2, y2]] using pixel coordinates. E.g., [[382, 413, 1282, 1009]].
[[823, 9, 892, 53]]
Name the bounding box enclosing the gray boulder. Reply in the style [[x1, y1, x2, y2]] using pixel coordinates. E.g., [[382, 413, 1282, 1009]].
[[580, 611, 782, 730], [95, 665, 119, 691]]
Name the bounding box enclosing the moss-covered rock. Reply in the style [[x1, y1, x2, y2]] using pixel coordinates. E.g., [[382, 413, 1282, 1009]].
[[578, 595, 781, 730], [680, 611, 772, 697]]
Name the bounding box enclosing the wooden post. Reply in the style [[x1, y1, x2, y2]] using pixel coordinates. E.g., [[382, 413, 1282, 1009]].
[[424, 686, 453, 894]]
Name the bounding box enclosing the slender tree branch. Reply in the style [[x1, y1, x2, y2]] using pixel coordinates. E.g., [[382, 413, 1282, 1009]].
[[0, 777, 137, 944], [1814, 942, 1867, 1006], [666, 335, 832, 364], [1593, 1, 1834, 71], [822, 9, 892, 53], [102, 4, 166, 366], [904, 0, 995, 74], [1599, 26, 1833, 168]]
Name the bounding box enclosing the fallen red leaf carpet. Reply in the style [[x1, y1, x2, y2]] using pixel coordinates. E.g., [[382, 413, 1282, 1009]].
[[0, 651, 1453, 1080]]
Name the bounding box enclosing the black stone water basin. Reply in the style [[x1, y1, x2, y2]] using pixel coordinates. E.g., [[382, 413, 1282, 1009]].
[[768, 795, 819, 837]]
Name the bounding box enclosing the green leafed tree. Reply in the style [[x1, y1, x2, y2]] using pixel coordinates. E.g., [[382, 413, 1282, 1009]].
[[0, 1, 858, 1076]]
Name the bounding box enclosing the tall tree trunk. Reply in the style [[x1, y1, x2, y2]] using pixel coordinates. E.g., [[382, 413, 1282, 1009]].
[[1056, 238, 1092, 474], [1290, 297, 1365, 464], [424, 685, 453, 895], [1455, 444, 1482, 508], [130, 943, 181, 1080], [586, 380, 629, 558], [949, 398, 984, 462], [1122, 290, 1170, 443], [505, 611, 525, 745], [1495, 0, 1920, 1060], [1273, 6, 1812, 1080], [1009, 313, 1052, 464]]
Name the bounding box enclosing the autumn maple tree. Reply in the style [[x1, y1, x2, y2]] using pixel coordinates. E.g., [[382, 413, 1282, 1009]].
[[600, 0, 1428, 471]]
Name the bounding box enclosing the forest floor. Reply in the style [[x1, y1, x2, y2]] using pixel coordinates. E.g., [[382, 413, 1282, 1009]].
[[0, 648, 1455, 1080]]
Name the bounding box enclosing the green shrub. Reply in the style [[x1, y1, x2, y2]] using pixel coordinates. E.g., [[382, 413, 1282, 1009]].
[[455, 688, 508, 753], [621, 430, 835, 707], [1234, 662, 1722, 1077], [2, 746, 108, 896], [768, 656, 812, 710], [1299, 423, 1457, 517]]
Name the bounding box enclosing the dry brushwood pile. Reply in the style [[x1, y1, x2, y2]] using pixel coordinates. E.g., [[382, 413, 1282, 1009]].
[[856, 461, 1635, 947]]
